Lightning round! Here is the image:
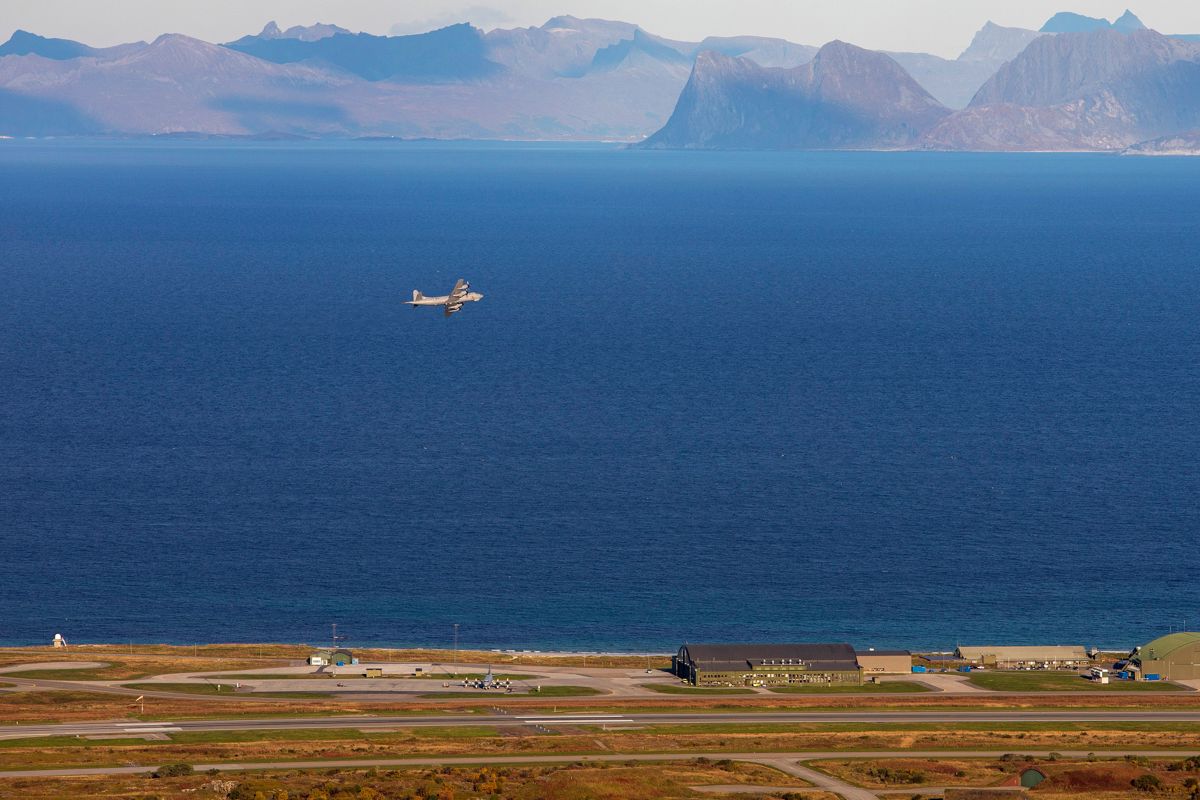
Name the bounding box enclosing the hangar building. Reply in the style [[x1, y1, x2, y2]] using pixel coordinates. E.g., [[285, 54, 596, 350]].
[[1133, 633, 1200, 681], [673, 643, 862, 687], [954, 645, 1088, 669]]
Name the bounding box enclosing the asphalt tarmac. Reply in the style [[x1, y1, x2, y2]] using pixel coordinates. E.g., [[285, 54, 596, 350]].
[[4, 708, 1200, 741]]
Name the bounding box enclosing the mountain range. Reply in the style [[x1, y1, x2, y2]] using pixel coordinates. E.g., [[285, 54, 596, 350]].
[[2, 10, 1199, 150], [645, 24, 1200, 151], [925, 29, 1200, 150]]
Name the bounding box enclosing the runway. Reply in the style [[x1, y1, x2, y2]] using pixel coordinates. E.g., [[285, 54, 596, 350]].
[[4, 708, 1200, 741]]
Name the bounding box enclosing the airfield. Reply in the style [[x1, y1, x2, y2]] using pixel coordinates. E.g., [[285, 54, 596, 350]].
[[0, 658, 964, 701], [4, 645, 1200, 798]]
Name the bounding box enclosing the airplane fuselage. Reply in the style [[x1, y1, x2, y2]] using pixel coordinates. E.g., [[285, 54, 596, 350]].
[[405, 293, 484, 306]]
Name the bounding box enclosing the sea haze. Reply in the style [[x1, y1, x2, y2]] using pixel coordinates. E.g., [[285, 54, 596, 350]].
[[1, 141, 1198, 651]]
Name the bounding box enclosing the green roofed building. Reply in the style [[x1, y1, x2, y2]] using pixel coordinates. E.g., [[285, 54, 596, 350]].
[[1133, 632, 1200, 681]]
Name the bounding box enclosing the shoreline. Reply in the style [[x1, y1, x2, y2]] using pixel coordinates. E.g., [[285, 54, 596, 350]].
[[0, 641, 1140, 658]]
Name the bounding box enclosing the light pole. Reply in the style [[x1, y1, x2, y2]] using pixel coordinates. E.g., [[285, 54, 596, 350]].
[[453, 623, 459, 674]]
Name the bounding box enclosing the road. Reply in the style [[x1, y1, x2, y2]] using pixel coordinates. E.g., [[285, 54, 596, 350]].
[[4, 708, 1200, 740]]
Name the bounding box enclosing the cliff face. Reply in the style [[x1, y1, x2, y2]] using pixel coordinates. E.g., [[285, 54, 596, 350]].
[[641, 42, 949, 149], [924, 29, 1200, 150], [957, 22, 1045, 63], [970, 29, 1199, 107]]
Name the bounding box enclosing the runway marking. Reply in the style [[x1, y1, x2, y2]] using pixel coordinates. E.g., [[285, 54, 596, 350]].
[[516, 714, 627, 719], [120, 723, 182, 733], [519, 718, 634, 725]]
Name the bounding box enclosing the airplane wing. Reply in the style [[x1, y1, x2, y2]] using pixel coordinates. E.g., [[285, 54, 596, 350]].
[[444, 280, 468, 316]]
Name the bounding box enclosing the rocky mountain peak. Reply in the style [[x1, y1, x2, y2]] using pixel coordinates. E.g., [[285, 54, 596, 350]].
[[958, 21, 1044, 63], [1113, 10, 1147, 33]]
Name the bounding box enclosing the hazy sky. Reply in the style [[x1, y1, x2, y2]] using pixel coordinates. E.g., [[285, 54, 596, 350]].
[[4, 0, 1200, 58]]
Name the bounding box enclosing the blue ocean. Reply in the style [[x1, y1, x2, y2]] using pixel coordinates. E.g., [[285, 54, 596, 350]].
[[1, 141, 1198, 652]]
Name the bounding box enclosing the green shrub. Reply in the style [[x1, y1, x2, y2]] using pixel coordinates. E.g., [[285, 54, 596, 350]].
[[865, 766, 926, 785], [1132, 774, 1164, 792], [150, 763, 193, 778]]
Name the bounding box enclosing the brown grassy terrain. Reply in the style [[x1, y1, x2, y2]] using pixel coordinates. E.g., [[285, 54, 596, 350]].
[[0, 651, 289, 681], [811, 757, 1006, 787], [5, 724, 1200, 772], [813, 755, 1200, 795], [0, 761, 824, 800], [0, 644, 668, 670]]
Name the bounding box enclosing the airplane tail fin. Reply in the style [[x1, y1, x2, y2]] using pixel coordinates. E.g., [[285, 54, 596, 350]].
[[412, 289, 423, 302]]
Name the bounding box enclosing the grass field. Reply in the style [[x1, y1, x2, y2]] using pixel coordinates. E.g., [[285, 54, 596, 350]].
[[966, 671, 1180, 692], [639, 683, 758, 695], [767, 682, 931, 694], [1, 665, 155, 681], [122, 682, 335, 699], [0, 653, 285, 681]]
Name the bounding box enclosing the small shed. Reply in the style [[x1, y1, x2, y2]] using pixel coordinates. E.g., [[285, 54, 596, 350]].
[[857, 649, 913, 675], [364, 667, 383, 678]]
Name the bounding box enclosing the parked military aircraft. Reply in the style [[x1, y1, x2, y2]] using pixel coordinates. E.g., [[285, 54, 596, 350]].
[[405, 279, 483, 317]]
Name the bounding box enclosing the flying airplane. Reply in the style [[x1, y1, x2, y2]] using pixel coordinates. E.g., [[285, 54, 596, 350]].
[[405, 279, 483, 317]]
